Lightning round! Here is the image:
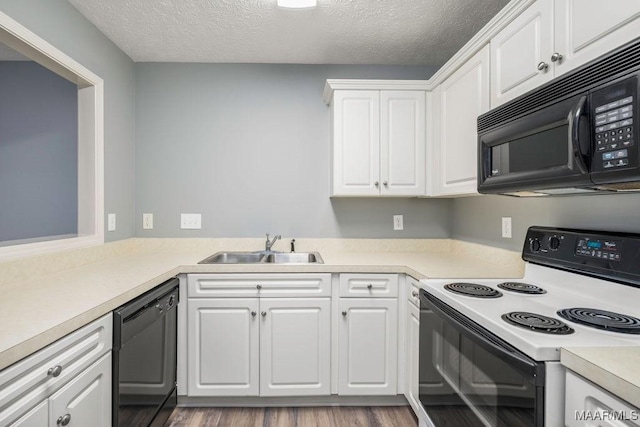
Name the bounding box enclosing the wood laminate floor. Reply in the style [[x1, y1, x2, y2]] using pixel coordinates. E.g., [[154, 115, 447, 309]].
[[165, 406, 418, 427]]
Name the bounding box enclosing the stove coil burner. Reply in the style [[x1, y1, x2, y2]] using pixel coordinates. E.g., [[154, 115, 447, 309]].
[[444, 283, 502, 298], [557, 308, 640, 334], [497, 282, 547, 294], [502, 312, 574, 335]]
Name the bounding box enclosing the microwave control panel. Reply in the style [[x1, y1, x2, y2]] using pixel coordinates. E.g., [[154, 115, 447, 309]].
[[591, 76, 638, 173]]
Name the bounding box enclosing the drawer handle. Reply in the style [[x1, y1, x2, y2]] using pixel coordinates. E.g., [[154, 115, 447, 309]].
[[57, 414, 71, 426], [251, 311, 257, 317], [256, 284, 262, 290], [412, 291, 419, 298], [261, 311, 267, 317], [367, 284, 373, 289], [48, 365, 63, 377], [342, 311, 347, 316]]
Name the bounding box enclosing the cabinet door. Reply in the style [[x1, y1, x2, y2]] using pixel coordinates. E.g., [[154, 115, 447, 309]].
[[437, 45, 490, 196], [554, 0, 640, 76], [9, 401, 48, 427], [259, 298, 331, 397], [338, 298, 398, 395], [405, 302, 421, 416], [380, 91, 426, 196], [49, 353, 111, 427], [490, 0, 554, 107], [187, 298, 259, 396], [331, 90, 381, 196]]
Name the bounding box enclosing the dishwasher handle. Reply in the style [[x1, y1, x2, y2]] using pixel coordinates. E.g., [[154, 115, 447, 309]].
[[113, 278, 179, 349]]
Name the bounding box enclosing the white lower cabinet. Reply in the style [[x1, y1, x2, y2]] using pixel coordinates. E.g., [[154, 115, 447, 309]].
[[187, 298, 260, 396], [48, 353, 111, 427], [405, 301, 420, 415], [338, 298, 398, 395], [0, 314, 112, 427], [260, 298, 331, 396], [187, 294, 331, 397]]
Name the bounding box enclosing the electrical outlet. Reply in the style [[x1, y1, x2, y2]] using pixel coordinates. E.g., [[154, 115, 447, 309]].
[[502, 217, 512, 239], [143, 213, 153, 230], [180, 213, 202, 230], [108, 213, 116, 232], [393, 215, 404, 231]]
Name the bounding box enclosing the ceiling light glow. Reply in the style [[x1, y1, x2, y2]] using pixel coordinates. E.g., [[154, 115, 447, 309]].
[[277, 0, 317, 9]]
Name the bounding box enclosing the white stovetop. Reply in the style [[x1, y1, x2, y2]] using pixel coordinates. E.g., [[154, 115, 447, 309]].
[[421, 263, 640, 362]]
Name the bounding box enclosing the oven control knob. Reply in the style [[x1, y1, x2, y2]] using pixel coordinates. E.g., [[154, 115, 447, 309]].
[[529, 238, 541, 252], [168, 295, 175, 308], [549, 236, 561, 250]]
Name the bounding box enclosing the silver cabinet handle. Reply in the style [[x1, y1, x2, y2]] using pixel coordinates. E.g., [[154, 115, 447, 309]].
[[367, 284, 373, 289], [412, 291, 419, 298], [261, 311, 267, 317], [47, 365, 63, 377], [251, 311, 257, 317], [537, 61, 548, 71], [57, 414, 71, 426], [256, 284, 262, 290], [550, 52, 563, 62], [383, 181, 388, 186], [374, 181, 379, 187], [342, 311, 347, 316]]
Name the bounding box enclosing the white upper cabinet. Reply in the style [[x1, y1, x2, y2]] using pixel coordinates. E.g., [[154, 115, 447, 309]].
[[326, 82, 428, 197], [380, 91, 426, 196], [434, 45, 491, 196], [491, 0, 640, 107], [554, 0, 640, 75], [331, 90, 381, 196], [491, 0, 554, 107]]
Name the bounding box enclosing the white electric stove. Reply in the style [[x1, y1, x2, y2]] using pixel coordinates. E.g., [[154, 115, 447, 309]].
[[417, 226, 640, 427]]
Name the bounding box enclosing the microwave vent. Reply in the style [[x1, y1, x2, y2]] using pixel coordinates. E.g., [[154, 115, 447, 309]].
[[478, 37, 640, 133]]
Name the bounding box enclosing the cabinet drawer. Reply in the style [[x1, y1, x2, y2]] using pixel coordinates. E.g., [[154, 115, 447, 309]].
[[339, 274, 398, 298], [0, 313, 112, 426], [407, 276, 421, 308], [187, 274, 331, 298]]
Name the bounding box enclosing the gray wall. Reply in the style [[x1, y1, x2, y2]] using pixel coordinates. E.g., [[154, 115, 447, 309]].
[[0, 0, 136, 242], [135, 63, 451, 238], [452, 193, 640, 251], [0, 61, 77, 242]]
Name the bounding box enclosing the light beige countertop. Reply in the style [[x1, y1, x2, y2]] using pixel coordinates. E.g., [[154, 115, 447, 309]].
[[0, 237, 524, 370], [561, 347, 640, 408]]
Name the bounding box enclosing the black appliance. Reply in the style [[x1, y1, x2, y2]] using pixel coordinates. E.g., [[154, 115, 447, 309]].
[[112, 278, 179, 427], [419, 290, 545, 426], [478, 36, 640, 196]]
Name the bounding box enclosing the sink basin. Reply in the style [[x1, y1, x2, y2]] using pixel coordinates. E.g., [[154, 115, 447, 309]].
[[263, 252, 323, 264], [199, 252, 265, 264], [198, 251, 323, 264]]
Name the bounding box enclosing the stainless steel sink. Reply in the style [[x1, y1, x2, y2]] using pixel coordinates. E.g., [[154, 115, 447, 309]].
[[198, 251, 323, 264], [263, 252, 323, 264]]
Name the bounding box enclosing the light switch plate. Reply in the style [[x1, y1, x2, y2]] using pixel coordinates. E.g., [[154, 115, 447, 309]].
[[502, 217, 512, 238], [108, 213, 116, 232], [394, 215, 404, 231], [143, 213, 153, 230], [181, 213, 201, 229]]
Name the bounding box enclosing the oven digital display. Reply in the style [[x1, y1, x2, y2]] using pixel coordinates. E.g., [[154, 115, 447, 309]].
[[576, 238, 622, 262]]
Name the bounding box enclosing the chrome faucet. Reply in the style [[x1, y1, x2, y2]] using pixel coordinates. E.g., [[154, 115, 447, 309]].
[[265, 233, 281, 252]]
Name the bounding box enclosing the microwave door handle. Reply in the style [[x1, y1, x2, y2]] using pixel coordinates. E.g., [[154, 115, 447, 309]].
[[569, 95, 589, 174]]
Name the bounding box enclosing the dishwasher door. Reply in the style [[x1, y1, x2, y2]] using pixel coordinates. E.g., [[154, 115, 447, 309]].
[[113, 278, 179, 427]]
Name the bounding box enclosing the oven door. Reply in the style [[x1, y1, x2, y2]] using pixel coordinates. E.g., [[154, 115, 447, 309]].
[[419, 290, 545, 427], [478, 93, 592, 195]]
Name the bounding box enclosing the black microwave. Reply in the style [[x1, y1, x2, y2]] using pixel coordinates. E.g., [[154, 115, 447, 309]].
[[478, 38, 640, 196]]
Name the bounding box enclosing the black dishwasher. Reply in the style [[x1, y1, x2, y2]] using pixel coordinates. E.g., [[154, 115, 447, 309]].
[[112, 278, 179, 427]]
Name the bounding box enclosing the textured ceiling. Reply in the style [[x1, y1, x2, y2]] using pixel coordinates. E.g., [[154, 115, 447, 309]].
[[66, 0, 509, 65]]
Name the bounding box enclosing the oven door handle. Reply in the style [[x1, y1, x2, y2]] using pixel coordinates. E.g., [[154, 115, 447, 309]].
[[568, 95, 589, 174], [420, 290, 545, 383]]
